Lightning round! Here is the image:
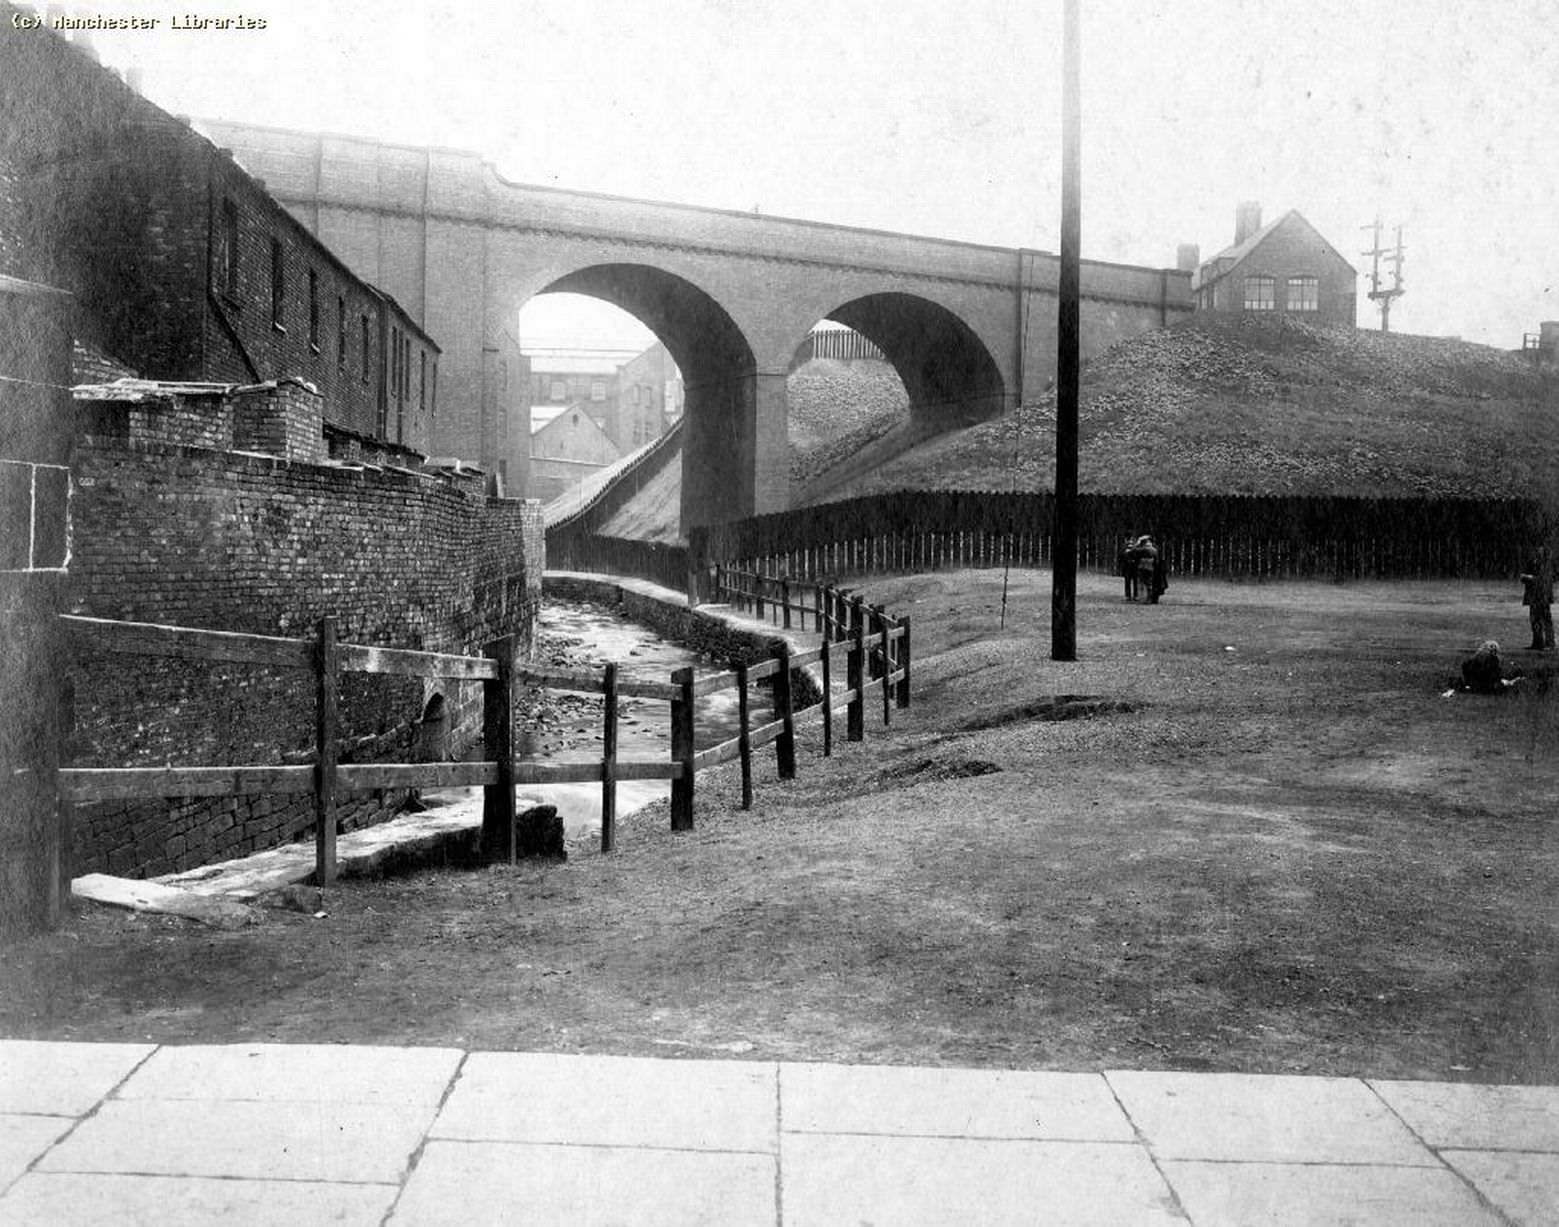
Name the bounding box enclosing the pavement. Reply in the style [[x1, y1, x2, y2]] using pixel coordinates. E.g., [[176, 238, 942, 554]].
[[1, 1041, 1555, 1225]]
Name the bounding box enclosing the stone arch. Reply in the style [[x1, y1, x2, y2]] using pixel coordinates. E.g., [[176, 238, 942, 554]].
[[797, 292, 1008, 427], [514, 263, 776, 531]]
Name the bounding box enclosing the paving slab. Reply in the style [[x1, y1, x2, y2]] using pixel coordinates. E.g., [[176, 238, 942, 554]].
[[1440, 1151, 1559, 1227], [1106, 1070, 1435, 1164], [0, 1041, 153, 1116], [781, 1062, 1134, 1141], [1371, 1079, 1559, 1151], [37, 1097, 435, 1184], [118, 1042, 463, 1106], [0, 1171, 397, 1227], [391, 1139, 776, 1227], [781, 1133, 1186, 1227], [432, 1052, 777, 1152], [1160, 1159, 1506, 1226], [0, 1114, 73, 1191], [71, 874, 261, 928]]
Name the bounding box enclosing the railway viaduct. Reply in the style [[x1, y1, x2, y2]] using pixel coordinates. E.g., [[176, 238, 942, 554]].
[[200, 120, 1191, 530]]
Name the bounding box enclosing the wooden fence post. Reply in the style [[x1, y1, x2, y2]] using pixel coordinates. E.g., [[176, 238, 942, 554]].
[[897, 615, 912, 709], [600, 662, 618, 853], [314, 616, 338, 886], [781, 579, 792, 630], [482, 634, 517, 864], [736, 660, 753, 809], [875, 605, 892, 726], [848, 607, 865, 743], [669, 665, 695, 831], [754, 576, 765, 623], [774, 642, 796, 779], [820, 639, 834, 757]]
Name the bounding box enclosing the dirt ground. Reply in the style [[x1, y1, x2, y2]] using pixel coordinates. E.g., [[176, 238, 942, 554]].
[[4, 570, 1557, 1083]]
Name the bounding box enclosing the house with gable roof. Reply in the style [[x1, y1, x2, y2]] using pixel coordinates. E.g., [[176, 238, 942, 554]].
[[1190, 203, 1357, 327]]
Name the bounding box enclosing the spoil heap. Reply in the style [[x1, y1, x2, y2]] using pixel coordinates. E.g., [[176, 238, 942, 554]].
[[828, 314, 1557, 501]]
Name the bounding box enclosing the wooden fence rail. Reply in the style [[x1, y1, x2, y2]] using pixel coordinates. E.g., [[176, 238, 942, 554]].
[[56, 582, 910, 880]]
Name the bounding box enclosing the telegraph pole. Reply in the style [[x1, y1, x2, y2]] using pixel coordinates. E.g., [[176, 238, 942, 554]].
[[1361, 218, 1406, 332], [1052, 0, 1081, 660]]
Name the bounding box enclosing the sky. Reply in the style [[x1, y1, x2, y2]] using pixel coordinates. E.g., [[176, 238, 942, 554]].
[[52, 0, 1559, 350]]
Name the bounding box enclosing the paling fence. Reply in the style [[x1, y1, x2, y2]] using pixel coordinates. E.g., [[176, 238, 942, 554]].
[[56, 584, 909, 877], [688, 491, 1548, 585]]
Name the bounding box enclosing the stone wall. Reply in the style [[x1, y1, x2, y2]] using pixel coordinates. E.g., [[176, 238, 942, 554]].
[[67, 385, 542, 878]]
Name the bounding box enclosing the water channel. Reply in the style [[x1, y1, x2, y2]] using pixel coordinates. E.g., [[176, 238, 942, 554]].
[[509, 597, 749, 839]]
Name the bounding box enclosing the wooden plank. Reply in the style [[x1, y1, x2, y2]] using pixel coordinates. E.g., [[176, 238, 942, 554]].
[[613, 759, 681, 782], [693, 669, 738, 698], [616, 678, 680, 700], [337, 762, 497, 790], [774, 643, 796, 779], [58, 764, 316, 801], [790, 646, 823, 668], [746, 657, 781, 682], [314, 617, 339, 886], [63, 614, 313, 669], [482, 635, 517, 865], [691, 738, 744, 771], [514, 665, 606, 694], [820, 633, 833, 756], [336, 642, 499, 680], [749, 718, 785, 749], [669, 667, 695, 831], [736, 661, 752, 810], [601, 662, 618, 854]]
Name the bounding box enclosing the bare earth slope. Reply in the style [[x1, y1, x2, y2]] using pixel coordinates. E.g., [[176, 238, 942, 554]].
[[833, 315, 1559, 501]]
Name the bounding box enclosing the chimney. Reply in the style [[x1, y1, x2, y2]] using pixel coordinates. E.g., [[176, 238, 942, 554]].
[[1234, 201, 1262, 246], [1176, 243, 1200, 272]]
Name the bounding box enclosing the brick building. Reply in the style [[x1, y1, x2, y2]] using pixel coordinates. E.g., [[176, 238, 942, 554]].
[[1189, 204, 1357, 328], [529, 403, 622, 504], [614, 341, 684, 451], [0, 10, 440, 454]]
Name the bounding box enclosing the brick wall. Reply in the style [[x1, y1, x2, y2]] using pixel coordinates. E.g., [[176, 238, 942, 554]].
[[67, 391, 542, 878]]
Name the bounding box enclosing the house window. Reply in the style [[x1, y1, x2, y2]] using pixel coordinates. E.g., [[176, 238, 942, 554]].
[[591, 379, 606, 402], [550, 380, 566, 402], [420, 351, 427, 410], [216, 198, 239, 297], [1287, 276, 1319, 312], [360, 315, 370, 384], [431, 361, 438, 416], [1243, 275, 1276, 311], [631, 385, 640, 405], [308, 269, 319, 348], [391, 328, 401, 399], [337, 297, 347, 367], [269, 237, 285, 327]]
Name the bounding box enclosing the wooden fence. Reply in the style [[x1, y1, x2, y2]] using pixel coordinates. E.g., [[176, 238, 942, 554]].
[[56, 586, 909, 878], [690, 490, 1549, 583]]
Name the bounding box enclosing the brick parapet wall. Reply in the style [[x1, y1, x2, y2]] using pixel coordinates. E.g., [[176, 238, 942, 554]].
[[66, 425, 542, 878]]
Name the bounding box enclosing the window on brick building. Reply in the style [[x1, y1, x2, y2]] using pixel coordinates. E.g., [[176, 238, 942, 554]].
[[269, 238, 285, 327], [591, 379, 606, 402], [216, 198, 239, 298], [550, 380, 565, 402], [1286, 276, 1319, 312], [337, 297, 346, 367], [360, 315, 370, 384], [308, 269, 319, 349], [420, 351, 427, 410], [630, 385, 640, 405], [391, 327, 401, 399], [1243, 275, 1276, 311], [404, 337, 412, 405], [431, 361, 438, 416]]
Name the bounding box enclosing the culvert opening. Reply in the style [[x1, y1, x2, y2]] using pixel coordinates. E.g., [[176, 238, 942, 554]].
[[958, 694, 1138, 732]]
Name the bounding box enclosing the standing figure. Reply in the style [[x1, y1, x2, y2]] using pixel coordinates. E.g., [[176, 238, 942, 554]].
[[1118, 536, 1138, 601], [1129, 535, 1164, 604], [1520, 547, 1555, 650]]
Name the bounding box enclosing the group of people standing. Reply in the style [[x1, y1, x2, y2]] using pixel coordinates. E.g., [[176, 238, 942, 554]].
[[1119, 535, 1169, 604]]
